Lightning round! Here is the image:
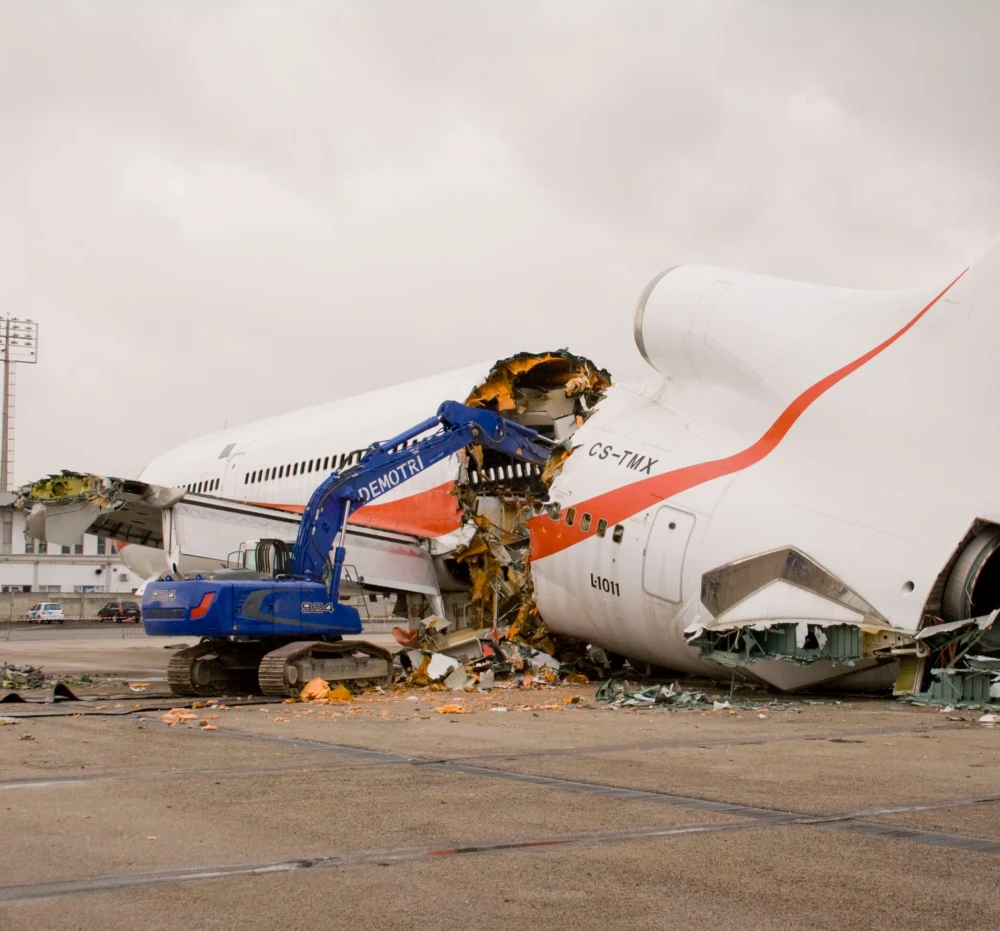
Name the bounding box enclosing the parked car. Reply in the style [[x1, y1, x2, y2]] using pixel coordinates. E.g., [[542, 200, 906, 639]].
[[25, 602, 65, 624], [97, 600, 141, 623]]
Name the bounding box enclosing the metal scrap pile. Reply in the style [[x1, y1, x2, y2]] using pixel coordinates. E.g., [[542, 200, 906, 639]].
[[1, 663, 45, 689], [391, 617, 601, 691], [907, 608, 1000, 707]]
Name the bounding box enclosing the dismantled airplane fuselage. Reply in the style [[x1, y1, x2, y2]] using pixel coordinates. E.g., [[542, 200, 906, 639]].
[[21, 237, 1000, 697]]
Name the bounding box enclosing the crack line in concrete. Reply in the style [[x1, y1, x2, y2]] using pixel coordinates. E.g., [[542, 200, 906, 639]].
[[3, 798, 1000, 904], [433, 722, 963, 761]]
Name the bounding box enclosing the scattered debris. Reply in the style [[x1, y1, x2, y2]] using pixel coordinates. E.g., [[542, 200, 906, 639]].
[[426, 653, 460, 681], [161, 709, 198, 726], [2, 664, 44, 689], [978, 713, 999, 727], [0, 715, 17, 725], [596, 679, 708, 707], [434, 704, 470, 714], [17, 733, 34, 741]]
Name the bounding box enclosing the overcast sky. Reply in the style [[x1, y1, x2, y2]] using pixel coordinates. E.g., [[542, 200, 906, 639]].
[[2, 1, 998, 485]]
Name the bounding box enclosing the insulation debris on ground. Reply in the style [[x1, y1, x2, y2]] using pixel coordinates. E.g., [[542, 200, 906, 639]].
[[298, 678, 353, 703]]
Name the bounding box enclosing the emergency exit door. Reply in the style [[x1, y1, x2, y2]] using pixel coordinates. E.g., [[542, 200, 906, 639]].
[[222, 453, 245, 499], [642, 505, 696, 603]]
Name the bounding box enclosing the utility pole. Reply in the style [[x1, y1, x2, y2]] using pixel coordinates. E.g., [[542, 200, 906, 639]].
[[0, 317, 39, 492]]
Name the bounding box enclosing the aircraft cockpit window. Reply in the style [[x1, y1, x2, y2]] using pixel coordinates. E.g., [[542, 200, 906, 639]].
[[565, 507, 576, 527], [580, 513, 592, 532], [596, 518, 608, 537], [546, 503, 561, 520], [612, 524, 625, 543]]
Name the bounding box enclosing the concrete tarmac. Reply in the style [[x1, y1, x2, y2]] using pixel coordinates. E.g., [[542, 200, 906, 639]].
[[1, 633, 1000, 929], [1, 625, 400, 678]]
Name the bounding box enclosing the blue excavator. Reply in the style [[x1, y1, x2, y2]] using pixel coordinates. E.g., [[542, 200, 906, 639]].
[[142, 401, 552, 697]]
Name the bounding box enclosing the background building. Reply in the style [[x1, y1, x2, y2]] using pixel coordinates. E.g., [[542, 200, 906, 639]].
[[0, 493, 141, 594]]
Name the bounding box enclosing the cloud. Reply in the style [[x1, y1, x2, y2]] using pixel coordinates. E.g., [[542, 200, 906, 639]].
[[0, 1, 997, 482]]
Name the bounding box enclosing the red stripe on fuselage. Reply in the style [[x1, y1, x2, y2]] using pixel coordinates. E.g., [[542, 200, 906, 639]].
[[251, 480, 462, 539], [529, 269, 968, 562]]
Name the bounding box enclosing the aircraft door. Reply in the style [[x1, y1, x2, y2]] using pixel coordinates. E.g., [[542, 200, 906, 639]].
[[222, 453, 245, 499], [642, 505, 696, 603]]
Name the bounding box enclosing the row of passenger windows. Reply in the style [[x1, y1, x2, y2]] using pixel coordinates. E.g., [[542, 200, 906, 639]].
[[547, 503, 625, 543], [243, 439, 420, 486], [183, 478, 220, 494]]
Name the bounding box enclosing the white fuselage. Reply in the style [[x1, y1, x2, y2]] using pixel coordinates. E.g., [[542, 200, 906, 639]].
[[128, 239, 1000, 685]]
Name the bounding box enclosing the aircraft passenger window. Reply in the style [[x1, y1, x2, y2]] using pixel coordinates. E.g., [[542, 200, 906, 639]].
[[291, 463, 297, 476], [580, 513, 592, 532], [244, 473, 249, 485], [308, 460, 313, 473], [565, 508, 576, 527], [547, 503, 560, 520], [596, 518, 608, 537], [612, 524, 625, 543], [323, 456, 329, 470], [301, 461, 306, 472], [276, 466, 282, 478]]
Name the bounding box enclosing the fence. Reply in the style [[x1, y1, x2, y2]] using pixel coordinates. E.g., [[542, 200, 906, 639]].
[[0, 592, 126, 621]]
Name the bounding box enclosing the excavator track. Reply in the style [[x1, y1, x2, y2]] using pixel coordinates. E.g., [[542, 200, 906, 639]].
[[167, 641, 265, 698], [258, 640, 394, 698]]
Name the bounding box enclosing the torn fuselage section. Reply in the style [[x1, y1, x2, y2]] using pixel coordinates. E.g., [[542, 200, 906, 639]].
[[19, 471, 181, 548], [686, 548, 910, 691], [452, 351, 611, 646], [903, 521, 1000, 705]]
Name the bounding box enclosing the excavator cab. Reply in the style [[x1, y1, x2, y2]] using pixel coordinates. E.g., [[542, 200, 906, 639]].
[[229, 538, 295, 578]]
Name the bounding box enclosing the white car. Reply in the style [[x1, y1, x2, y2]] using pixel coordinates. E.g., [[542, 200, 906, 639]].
[[25, 602, 64, 624]]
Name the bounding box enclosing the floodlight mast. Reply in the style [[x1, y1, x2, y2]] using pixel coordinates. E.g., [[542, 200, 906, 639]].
[[0, 317, 39, 492]]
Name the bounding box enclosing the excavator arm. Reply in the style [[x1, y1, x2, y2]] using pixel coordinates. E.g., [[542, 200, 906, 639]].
[[292, 400, 552, 588]]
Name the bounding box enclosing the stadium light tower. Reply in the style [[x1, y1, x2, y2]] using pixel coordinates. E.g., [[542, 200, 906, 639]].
[[0, 317, 39, 492]]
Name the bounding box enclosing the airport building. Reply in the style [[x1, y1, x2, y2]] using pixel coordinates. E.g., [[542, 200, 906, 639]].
[[0, 493, 141, 594]]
